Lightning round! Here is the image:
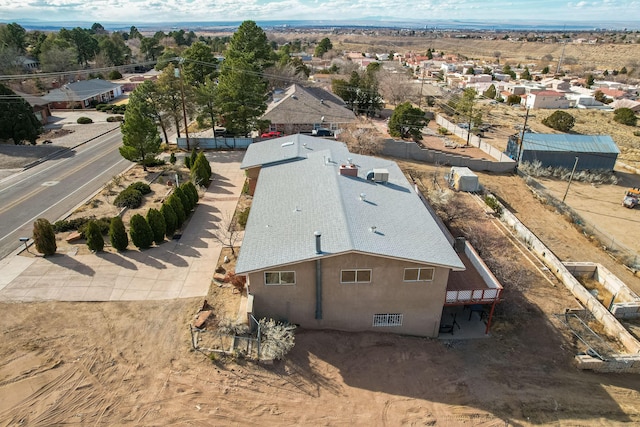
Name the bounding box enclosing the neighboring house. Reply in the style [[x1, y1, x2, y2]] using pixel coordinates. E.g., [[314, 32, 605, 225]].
[[524, 90, 570, 109], [236, 135, 501, 337], [506, 133, 620, 171], [261, 84, 356, 135], [16, 56, 39, 72], [16, 91, 51, 125], [610, 99, 640, 113], [43, 79, 123, 109], [112, 72, 159, 92]]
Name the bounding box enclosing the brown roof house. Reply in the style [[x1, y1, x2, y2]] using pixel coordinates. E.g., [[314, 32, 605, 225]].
[[16, 91, 51, 125], [261, 84, 356, 135], [236, 135, 502, 337], [43, 79, 123, 109]]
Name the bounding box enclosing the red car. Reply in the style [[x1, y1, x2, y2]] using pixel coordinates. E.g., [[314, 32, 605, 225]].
[[261, 131, 282, 138]]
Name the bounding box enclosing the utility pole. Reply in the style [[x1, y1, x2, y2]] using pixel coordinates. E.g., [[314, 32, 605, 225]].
[[556, 40, 567, 75], [562, 157, 579, 203], [418, 68, 425, 109], [176, 58, 190, 150], [466, 103, 473, 147], [516, 107, 531, 167]]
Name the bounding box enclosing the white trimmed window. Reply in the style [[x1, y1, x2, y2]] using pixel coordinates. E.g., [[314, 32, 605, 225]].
[[373, 314, 403, 327], [264, 271, 296, 285], [341, 269, 372, 284], [403, 267, 434, 282]]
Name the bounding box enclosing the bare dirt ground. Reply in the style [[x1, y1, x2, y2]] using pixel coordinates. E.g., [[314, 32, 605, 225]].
[[2, 157, 640, 425]]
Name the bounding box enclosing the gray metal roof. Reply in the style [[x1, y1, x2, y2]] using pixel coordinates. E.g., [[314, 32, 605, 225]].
[[236, 147, 465, 274], [43, 79, 122, 102], [262, 83, 356, 125], [522, 133, 620, 154], [240, 134, 350, 170]]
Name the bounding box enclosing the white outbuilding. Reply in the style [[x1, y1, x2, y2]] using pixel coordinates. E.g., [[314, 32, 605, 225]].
[[448, 167, 480, 192]]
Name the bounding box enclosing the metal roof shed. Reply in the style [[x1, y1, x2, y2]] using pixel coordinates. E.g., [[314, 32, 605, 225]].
[[507, 133, 620, 171]]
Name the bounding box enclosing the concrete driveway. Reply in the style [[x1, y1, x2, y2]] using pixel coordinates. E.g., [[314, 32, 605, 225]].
[[0, 151, 246, 302]]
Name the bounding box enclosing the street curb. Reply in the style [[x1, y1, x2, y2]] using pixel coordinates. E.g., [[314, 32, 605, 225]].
[[22, 125, 121, 171]]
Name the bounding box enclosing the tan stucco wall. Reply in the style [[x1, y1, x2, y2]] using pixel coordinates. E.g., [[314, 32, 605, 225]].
[[247, 252, 450, 337]]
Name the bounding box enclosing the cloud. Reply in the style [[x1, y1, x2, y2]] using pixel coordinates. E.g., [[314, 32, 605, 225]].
[[0, 0, 639, 23]]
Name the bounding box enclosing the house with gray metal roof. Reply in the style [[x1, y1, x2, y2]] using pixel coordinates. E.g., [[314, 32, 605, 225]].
[[506, 133, 620, 171], [261, 84, 356, 135], [43, 79, 123, 109], [235, 134, 473, 337]]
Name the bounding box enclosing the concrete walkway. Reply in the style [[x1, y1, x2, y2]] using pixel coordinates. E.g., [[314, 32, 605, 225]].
[[0, 151, 246, 302]]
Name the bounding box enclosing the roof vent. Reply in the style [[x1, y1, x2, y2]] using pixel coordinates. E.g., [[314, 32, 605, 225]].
[[292, 94, 298, 99], [359, 193, 366, 201], [369, 226, 377, 233], [320, 98, 324, 104], [281, 141, 294, 147]]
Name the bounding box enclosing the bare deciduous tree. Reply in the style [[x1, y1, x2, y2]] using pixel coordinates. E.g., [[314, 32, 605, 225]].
[[377, 69, 415, 106], [211, 211, 242, 255], [337, 121, 384, 155]]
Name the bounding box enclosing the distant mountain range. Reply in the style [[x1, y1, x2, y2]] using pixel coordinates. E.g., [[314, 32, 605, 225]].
[[3, 18, 638, 32]]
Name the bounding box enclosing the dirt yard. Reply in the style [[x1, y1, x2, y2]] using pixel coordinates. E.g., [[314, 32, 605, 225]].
[[2, 157, 640, 425]]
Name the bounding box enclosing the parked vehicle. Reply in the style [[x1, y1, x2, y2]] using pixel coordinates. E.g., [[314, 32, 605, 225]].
[[261, 131, 282, 138], [312, 129, 334, 137], [623, 188, 640, 208]]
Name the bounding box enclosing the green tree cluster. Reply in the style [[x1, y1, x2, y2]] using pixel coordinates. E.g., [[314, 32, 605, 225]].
[[388, 102, 428, 140], [119, 85, 162, 170], [216, 20, 272, 136], [0, 84, 43, 144], [314, 37, 332, 57], [331, 69, 383, 117]]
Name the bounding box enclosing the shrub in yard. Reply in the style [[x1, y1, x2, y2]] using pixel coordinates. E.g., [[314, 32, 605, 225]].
[[143, 157, 165, 167], [96, 104, 108, 111], [197, 152, 211, 177], [483, 195, 503, 216], [182, 181, 199, 206], [129, 181, 151, 195], [237, 207, 250, 228], [106, 115, 124, 122], [174, 186, 192, 212], [614, 107, 637, 126], [168, 194, 186, 227], [191, 153, 211, 187], [169, 152, 176, 164], [146, 208, 166, 245], [129, 214, 154, 249], [113, 187, 143, 208], [77, 116, 93, 124], [85, 220, 104, 252], [160, 203, 178, 237], [82, 217, 111, 237], [542, 111, 575, 132], [189, 149, 198, 169], [108, 70, 122, 80], [184, 156, 191, 169], [109, 216, 128, 251], [33, 218, 56, 256]]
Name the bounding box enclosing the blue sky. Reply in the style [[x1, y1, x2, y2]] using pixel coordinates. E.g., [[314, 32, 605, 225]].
[[1, 0, 638, 25]]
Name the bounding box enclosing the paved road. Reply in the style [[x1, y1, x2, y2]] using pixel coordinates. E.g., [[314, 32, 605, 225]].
[[0, 130, 130, 260]]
